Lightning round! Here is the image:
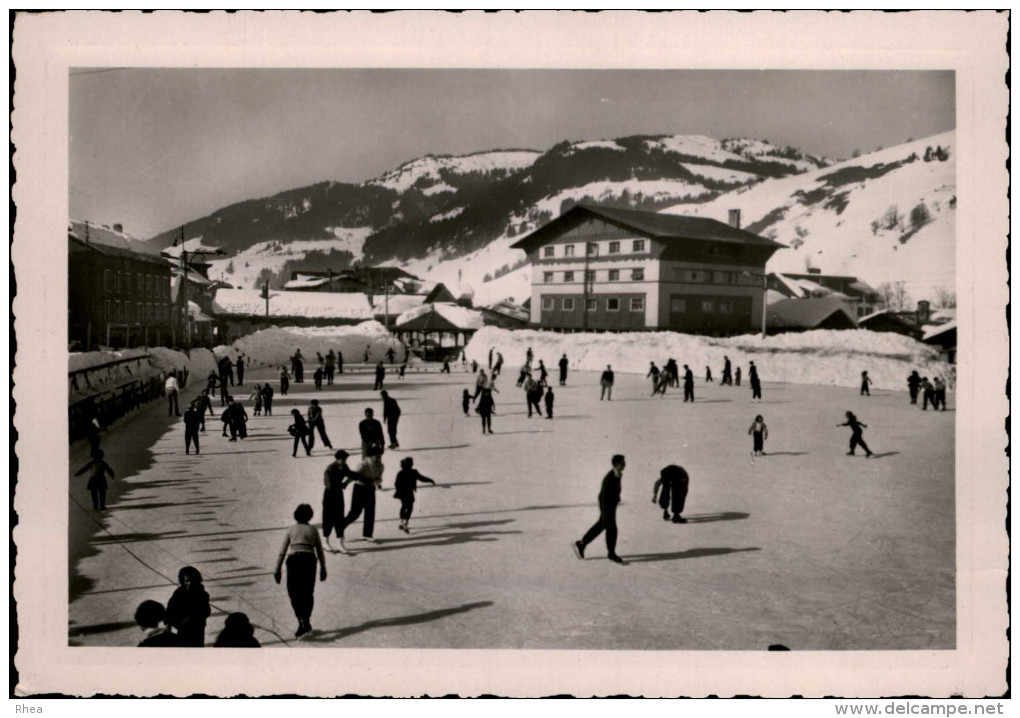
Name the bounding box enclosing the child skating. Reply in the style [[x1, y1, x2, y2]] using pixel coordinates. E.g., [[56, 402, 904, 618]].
[[748, 414, 768, 456], [462, 389, 472, 417], [393, 457, 436, 533], [838, 411, 873, 457]]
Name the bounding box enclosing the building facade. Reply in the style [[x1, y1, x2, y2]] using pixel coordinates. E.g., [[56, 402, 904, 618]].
[[511, 205, 784, 334]]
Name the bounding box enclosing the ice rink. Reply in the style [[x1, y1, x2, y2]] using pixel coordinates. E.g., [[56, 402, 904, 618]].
[[68, 364, 955, 650]]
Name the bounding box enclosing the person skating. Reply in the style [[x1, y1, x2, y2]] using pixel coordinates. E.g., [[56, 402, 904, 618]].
[[359, 407, 385, 456], [907, 370, 922, 405], [386, 347, 396, 364], [441, 359, 451, 374], [214, 613, 261, 648], [920, 377, 935, 410], [230, 398, 249, 440], [472, 370, 488, 401], [526, 346, 534, 364], [165, 566, 211, 647], [249, 384, 263, 416], [220, 396, 233, 437], [488, 347, 494, 369], [573, 455, 626, 564], [280, 366, 290, 396], [381, 390, 401, 449], [183, 401, 202, 455], [735, 366, 742, 387], [292, 349, 305, 383], [516, 364, 529, 388], [934, 377, 948, 410], [313, 365, 324, 390], [544, 386, 555, 419], [337, 349, 344, 375], [600, 365, 615, 401], [306, 399, 333, 451], [341, 447, 384, 542], [748, 414, 768, 456], [363, 345, 371, 363], [374, 361, 386, 391], [165, 371, 181, 416], [322, 449, 359, 554], [721, 355, 733, 386], [399, 359, 407, 379], [477, 387, 496, 435], [860, 371, 872, 397], [558, 354, 569, 386], [471, 359, 478, 373], [194, 389, 212, 431], [665, 358, 679, 388], [493, 352, 504, 377], [134, 600, 180, 647], [462, 389, 472, 417], [274, 503, 327, 637], [683, 364, 695, 402], [288, 409, 312, 457], [705, 366, 713, 383], [85, 406, 103, 457], [206, 370, 219, 397], [393, 456, 436, 533], [652, 464, 690, 523], [646, 362, 661, 395], [235, 355, 245, 386], [75, 449, 115, 511], [538, 360, 548, 385], [749, 361, 762, 402], [838, 411, 873, 457], [325, 350, 336, 385], [262, 382, 274, 416], [524, 374, 543, 417]]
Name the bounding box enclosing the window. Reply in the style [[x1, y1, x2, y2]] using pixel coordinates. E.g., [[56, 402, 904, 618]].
[[562, 298, 575, 311], [563, 271, 575, 282], [607, 297, 620, 312], [715, 271, 733, 284], [147, 275, 154, 296], [543, 246, 555, 258], [137, 273, 144, 294], [632, 268, 645, 281], [585, 299, 597, 311], [542, 297, 555, 311], [670, 297, 687, 313], [701, 299, 715, 313], [608, 270, 620, 281], [633, 239, 646, 252], [631, 297, 645, 311], [113, 301, 120, 321], [718, 300, 733, 314], [608, 241, 620, 254], [124, 273, 131, 293], [544, 272, 554, 283], [564, 245, 575, 257], [586, 242, 598, 256], [104, 270, 112, 292]]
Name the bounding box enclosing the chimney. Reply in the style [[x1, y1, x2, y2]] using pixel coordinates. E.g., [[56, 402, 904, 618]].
[[807, 267, 821, 275], [113, 223, 123, 233], [916, 300, 931, 325], [728, 209, 741, 229]]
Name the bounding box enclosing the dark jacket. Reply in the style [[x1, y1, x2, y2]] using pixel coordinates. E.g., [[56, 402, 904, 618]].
[[183, 408, 202, 431], [382, 396, 401, 423], [598, 470, 622, 511], [394, 468, 435, 500], [359, 418, 385, 446], [289, 414, 309, 436], [165, 586, 211, 640]]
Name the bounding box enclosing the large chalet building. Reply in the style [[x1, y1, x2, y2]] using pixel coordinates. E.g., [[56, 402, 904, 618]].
[[511, 205, 784, 334]]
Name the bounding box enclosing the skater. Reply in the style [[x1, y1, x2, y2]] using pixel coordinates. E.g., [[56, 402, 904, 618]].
[[572, 455, 626, 564], [705, 366, 713, 383], [364, 345, 371, 363], [735, 366, 742, 387], [217, 355, 233, 393], [292, 349, 305, 383], [722, 356, 733, 386], [220, 396, 233, 437], [600, 365, 615, 401], [441, 359, 451, 374], [538, 360, 548, 385], [646, 362, 661, 395], [198, 389, 214, 430], [381, 390, 401, 449], [748, 414, 768, 456], [526, 347, 533, 364], [516, 364, 529, 388], [493, 352, 504, 377], [860, 371, 872, 397], [393, 456, 436, 533], [524, 374, 543, 417], [374, 361, 386, 391], [462, 389, 472, 417], [230, 398, 248, 440], [165, 566, 211, 647], [838, 411, 873, 457], [359, 407, 385, 456], [134, 601, 180, 647], [165, 371, 181, 416], [749, 361, 762, 402], [288, 409, 312, 457], [342, 447, 384, 542], [471, 359, 478, 373], [399, 360, 407, 379], [235, 355, 245, 386], [653, 370, 669, 397], [337, 349, 344, 375], [261, 382, 274, 416], [544, 386, 555, 419], [273, 503, 327, 637], [325, 350, 336, 385], [934, 377, 947, 410], [74, 449, 115, 511], [249, 384, 263, 416], [907, 370, 922, 404], [306, 399, 333, 451], [478, 387, 496, 435], [183, 400, 202, 455], [205, 371, 220, 403], [665, 358, 679, 388], [683, 364, 695, 402], [472, 370, 488, 401], [559, 354, 569, 386], [214, 613, 261, 648], [652, 464, 690, 523], [386, 347, 396, 364], [85, 407, 103, 456], [322, 449, 358, 554], [313, 365, 324, 390], [921, 377, 935, 410], [280, 366, 290, 396]]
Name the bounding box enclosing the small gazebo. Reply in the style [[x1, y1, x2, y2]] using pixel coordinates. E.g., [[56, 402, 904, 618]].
[[393, 303, 485, 361]]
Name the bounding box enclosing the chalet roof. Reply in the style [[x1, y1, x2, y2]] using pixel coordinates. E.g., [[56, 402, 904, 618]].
[[68, 220, 170, 268], [374, 294, 427, 316], [767, 297, 859, 330], [394, 303, 485, 332], [510, 204, 785, 253], [922, 320, 957, 342], [212, 288, 374, 320]]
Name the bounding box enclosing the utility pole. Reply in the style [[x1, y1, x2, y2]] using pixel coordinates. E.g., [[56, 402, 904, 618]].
[[760, 273, 768, 340], [180, 226, 190, 350], [582, 241, 593, 332], [262, 281, 270, 317]]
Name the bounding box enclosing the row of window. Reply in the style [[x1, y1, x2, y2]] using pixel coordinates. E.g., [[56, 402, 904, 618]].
[[542, 268, 645, 283], [669, 297, 744, 314], [673, 268, 750, 284], [541, 296, 645, 312], [542, 239, 646, 258], [104, 269, 170, 298], [104, 300, 170, 324]]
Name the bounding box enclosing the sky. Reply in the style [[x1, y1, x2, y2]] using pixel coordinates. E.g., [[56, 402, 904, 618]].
[[69, 69, 955, 239]]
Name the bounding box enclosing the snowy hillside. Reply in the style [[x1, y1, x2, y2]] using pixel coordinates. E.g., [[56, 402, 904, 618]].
[[661, 132, 956, 302], [368, 150, 541, 193]]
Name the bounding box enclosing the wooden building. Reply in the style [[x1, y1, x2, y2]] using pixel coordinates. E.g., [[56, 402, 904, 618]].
[[769, 271, 881, 318], [68, 221, 174, 351], [510, 204, 784, 334], [766, 297, 859, 333]]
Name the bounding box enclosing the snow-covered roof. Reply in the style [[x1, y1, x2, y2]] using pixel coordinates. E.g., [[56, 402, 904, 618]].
[[395, 302, 485, 331], [922, 319, 957, 342], [283, 276, 331, 290], [161, 240, 224, 258], [483, 300, 530, 322], [376, 294, 427, 316], [212, 288, 374, 320], [68, 220, 169, 267], [767, 297, 858, 330]]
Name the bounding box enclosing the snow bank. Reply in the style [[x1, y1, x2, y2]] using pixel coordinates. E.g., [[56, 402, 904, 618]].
[[215, 321, 406, 369], [212, 288, 374, 320], [463, 327, 954, 391]]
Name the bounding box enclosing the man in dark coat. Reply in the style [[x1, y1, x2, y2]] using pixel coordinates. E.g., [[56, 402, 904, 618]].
[[558, 354, 569, 386], [322, 450, 359, 553], [373, 361, 386, 391], [573, 455, 625, 564], [359, 407, 385, 455], [544, 387, 555, 419], [292, 349, 304, 383], [749, 361, 762, 401], [907, 370, 922, 405], [198, 389, 215, 431], [683, 364, 695, 402], [652, 465, 689, 523], [381, 391, 402, 449], [184, 401, 202, 455], [236, 355, 245, 385], [261, 383, 274, 416], [721, 356, 733, 386], [600, 365, 615, 401]]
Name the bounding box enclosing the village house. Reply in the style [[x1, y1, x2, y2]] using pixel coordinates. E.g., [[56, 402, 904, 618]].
[[510, 204, 785, 334], [767, 270, 882, 318], [68, 221, 174, 351]]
